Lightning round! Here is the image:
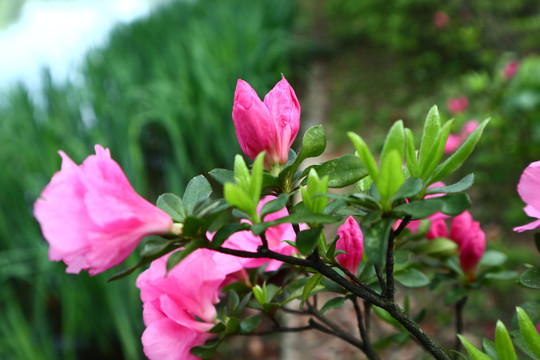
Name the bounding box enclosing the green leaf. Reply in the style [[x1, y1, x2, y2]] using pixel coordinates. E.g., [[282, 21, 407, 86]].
[[364, 219, 392, 266], [420, 119, 453, 180], [227, 291, 240, 316], [296, 227, 322, 255], [415, 237, 458, 257], [319, 297, 346, 315], [348, 132, 379, 181], [251, 213, 339, 235], [249, 152, 265, 201], [157, 193, 186, 222], [429, 118, 489, 184], [393, 198, 442, 219], [479, 250, 507, 267], [482, 339, 498, 360], [458, 335, 492, 360], [166, 239, 204, 272], [183, 175, 212, 214], [484, 270, 517, 280], [380, 120, 405, 169], [139, 236, 174, 258], [418, 105, 442, 170], [211, 223, 250, 248], [378, 149, 405, 203], [426, 174, 475, 195], [405, 128, 420, 178], [444, 287, 469, 306], [495, 320, 516, 360], [301, 273, 323, 308], [299, 125, 327, 159], [260, 193, 290, 219], [190, 341, 221, 359], [240, 314, 263, 334], [183, 216, 204, 238], [516, 307, 540, 359], [395, 269, 430, 288], [208, 168, 234, 185], [225, 317, 240, 335], [519, 267, 540, 289], [303, 154, 368, 188], [224, 183, 255, 217], [440, 193, 472, 216], [391, 177, 423, 202]]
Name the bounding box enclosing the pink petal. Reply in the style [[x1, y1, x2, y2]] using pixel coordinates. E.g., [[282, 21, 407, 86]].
[[336, 216, 364, 274]]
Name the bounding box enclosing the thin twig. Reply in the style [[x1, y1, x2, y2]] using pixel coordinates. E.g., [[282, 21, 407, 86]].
[[374, 264, 387, 294], [454, 296, 468, 359], [353, 298, 379, 360]]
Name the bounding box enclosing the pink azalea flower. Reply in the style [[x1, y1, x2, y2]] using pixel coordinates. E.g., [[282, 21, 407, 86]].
[[444, 120, 479, 154], [450, 211, 485, 272], [504, 60, 519, 79], [232, 76, 300, 167], [136, 249, 243, 360], [336, 216, 363, 274], [433, 11, 449, 29], [33, 145, 173, 275], [514, 160, 540, 232], [447, 96, 469, 114]]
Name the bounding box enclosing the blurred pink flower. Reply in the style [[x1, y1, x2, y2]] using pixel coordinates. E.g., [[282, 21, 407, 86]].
[[218, 195, 298, 271], [450, 211, 485, 272], [33, 145, 173, 275], [503, 60, 519, 79], [447, 96, 469, 114], [232, 76, 300, 167], [137, 249, 243, 360], [514, 160, 540, 232], [444, 120, 479, 154], [433, 11, 449, 29], [336, 216, 364, 274]]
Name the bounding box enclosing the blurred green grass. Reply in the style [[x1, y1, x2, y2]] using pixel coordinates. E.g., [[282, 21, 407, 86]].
[[0, 0, 296, 358]]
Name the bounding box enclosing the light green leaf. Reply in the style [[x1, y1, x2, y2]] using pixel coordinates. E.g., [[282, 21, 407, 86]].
[[517, 307, 540, 358], [348, 132, 379, 181], [249, 152, 265, 202], [364, 218, 392, 266], [405, 128, 420, 177], [378, 149, 404, 203], [380, 120, 405, 168], [301, 273, 323, 308], [420, 119, 453, 180], [495, 320, 516, 360], [395, 269, 430, 288], [419, 105, 442, 171], [479, 250, 507, 267], [458, 335, 492, 360]]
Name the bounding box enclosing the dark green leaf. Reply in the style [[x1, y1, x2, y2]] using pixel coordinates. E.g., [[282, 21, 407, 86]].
[[301, 273, 323, 308], [302, 154, 368, 188], [183, 175, 212, 214], [225, 317, 240, 335], [518, 267, 540, 289], [240, 314, 263, 334], [364, 219, 392, 266], [439, 193, 471, 216], [260, 193, 290, 219], [429, 118, 489, 184], [391, 177, 423, 202], [299, 125, 327, 159], [251, 213, 339, 235], [296, 227, 322, 255], [190, 341, 221, 359], [395, 269, 430, 288], [166, 239, 204, 272], [183, 216, 204, 238], [393, 198, 442, 219], [139, 236, 174, 258], [208, 168, 234, 185], [319, 297, 347, 315], [211, 223, 250, 248], [227, 290, 240, 316], [426, 174, 475, 195], [157, 193, 186, 222], [510, 330, 537, 360]]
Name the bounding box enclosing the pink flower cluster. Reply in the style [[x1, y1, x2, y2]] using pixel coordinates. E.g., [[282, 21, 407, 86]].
[[232, 76, 300, 167], [444, 120, 479, 154], [447, 96, 469, 115], [514, 160, 540, 232], [33, 145, 173, 275], [503, 60, 519, 79]]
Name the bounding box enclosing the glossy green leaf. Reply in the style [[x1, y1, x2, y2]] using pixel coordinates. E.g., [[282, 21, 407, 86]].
[[429, 118, 489, 184], [319, 297, 347, 315], [517, 307, 540, 358], [495, 320, 516, 360], [458, 335, 492, 360], [297, 227, 322, 255], [380, 120, 405, 168], [391, 177, 423, 202], [378, 149, 404, 203], [426, 174, 475, 195], [301, 273, 323, 308], [300, 125, 327, 159], [348, 132, 379, 181], [157, 193, 186, 222], [518, 267, 540, 289], [251, 213, 339, 235], [364, 218, 392, 266], [260, 193, 290, 219], [405, 128, 420, 177], [419, 105, 442, 170], [393, 198, 442, 219], [240, 314, 263, 334], [183, 175, 212, 214], [303, 154, 368, 188], [440, 193, 472, 216], [208, 168, 234, 185], [190, 341, 221, 359], [395, 269, 430, 288], [420, 119, 453, 179]]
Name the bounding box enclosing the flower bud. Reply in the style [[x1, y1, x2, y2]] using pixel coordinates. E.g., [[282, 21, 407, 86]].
[[336, 216, 364, 274], [450, 211, 486, 272], [232, 76, 300, 167]]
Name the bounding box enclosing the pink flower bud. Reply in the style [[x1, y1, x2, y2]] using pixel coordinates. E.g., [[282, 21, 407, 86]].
[[504, 60, 519, 79], [447, 96, 468, 114], [433, 11, 449, 29], [336, 216, 364, 274], [514, 160, 540, 232], [33, 145, 173, 275], [232, 76, 300, 166], [426, 218, 449, 240], [450, 211, 486, 272]]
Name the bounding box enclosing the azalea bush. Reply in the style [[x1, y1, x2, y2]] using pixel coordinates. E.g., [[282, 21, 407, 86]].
[[34, 76, 540, 359]]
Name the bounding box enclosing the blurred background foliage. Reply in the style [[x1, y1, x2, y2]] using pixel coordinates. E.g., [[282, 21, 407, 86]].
[[0, 0, 539, 358]]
